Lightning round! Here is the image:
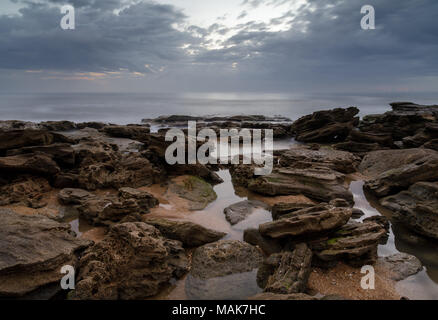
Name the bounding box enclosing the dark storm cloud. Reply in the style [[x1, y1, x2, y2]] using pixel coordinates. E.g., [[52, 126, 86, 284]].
[[196, 0, 438, 91], [1, 0, 437, 93], [0, 0, 192, 72]]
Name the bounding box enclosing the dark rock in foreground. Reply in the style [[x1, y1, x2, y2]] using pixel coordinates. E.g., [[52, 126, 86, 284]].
[[0, 210, 91, 298], [380, 182, 438, 239], [185, 240, 263, 300], [72, 222, 188, 300], [256, 244, 312, 294], [190, 240, 263, 280], [263, 243, 312, 294], [362, 148, 438, 197]]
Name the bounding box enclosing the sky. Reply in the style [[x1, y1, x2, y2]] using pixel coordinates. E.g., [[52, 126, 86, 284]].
[[0, 0, 437, 94]]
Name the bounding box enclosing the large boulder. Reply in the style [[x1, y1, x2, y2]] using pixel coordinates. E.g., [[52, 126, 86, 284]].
[[309, 221, 387, 267], [185, 240, 263, 300], [6, 143, 75, 167], [0, 129, 54, 154], [359, 102, 438, 141], [0, 153, 60, 176], [278, 148, 359, 174], [259, 203, 352, 239], [189, 240, 263, 279], [380, 182, 438, 239], [377, 253, 423, 281], [224, 200, 270, 225], [362, 149, 438, 197], [262, 243, 312, 294], [72, 222, 188, 299], [247, 167, 353, 204], [291, 107, 359, 143], [0, 210, 91, 298], [334, 129, 394, 154], [142, 218, 226, 247], [359, 148, 438, 177]]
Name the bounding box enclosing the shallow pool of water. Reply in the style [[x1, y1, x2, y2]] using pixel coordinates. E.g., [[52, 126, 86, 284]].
[[350, 180, 438, 299]]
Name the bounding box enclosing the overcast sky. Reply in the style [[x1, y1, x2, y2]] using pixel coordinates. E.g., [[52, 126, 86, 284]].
[[0, 0, 437, 94]]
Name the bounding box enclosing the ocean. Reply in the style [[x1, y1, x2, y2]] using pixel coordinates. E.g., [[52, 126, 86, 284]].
[[1, 92, 437, 124]]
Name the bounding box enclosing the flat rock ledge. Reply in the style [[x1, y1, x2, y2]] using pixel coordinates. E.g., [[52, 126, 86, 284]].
[[0, 209, 91, 298]]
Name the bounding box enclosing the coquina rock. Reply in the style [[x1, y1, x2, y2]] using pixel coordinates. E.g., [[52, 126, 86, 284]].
[[259, 203, 352, 239], [142, 217, 226, 247], [361, 148, 438, 197], [291, 107, 359, 143], [278, 148, 359, 174], [309, 221, 387, 267], [380, 182, 438, 239], [58, 187, 158, 226], [248, 167, 353, 204], [190, 240, 263, 279], [0, 209, 91, 298], [103, 125, 151, 143], [6, 143, 75, 167], [0, 129, 54, 154], [185, 240, 263, 300], [263, 243, 312, 294], [359, 102, 438, 141], [75, 187, 158, 226], [0, 176, 51, 208], [0, 153, 60, 176], [271, 202, 317, 220], [377, 253, 423, 281], [72, 222, 188, 300]]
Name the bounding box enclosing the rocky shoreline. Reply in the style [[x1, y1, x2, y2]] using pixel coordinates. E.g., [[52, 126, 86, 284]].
[[1, 102, 437, 300]]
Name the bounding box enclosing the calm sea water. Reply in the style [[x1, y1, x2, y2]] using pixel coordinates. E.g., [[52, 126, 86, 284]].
[[2, 92, 437, 124]]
